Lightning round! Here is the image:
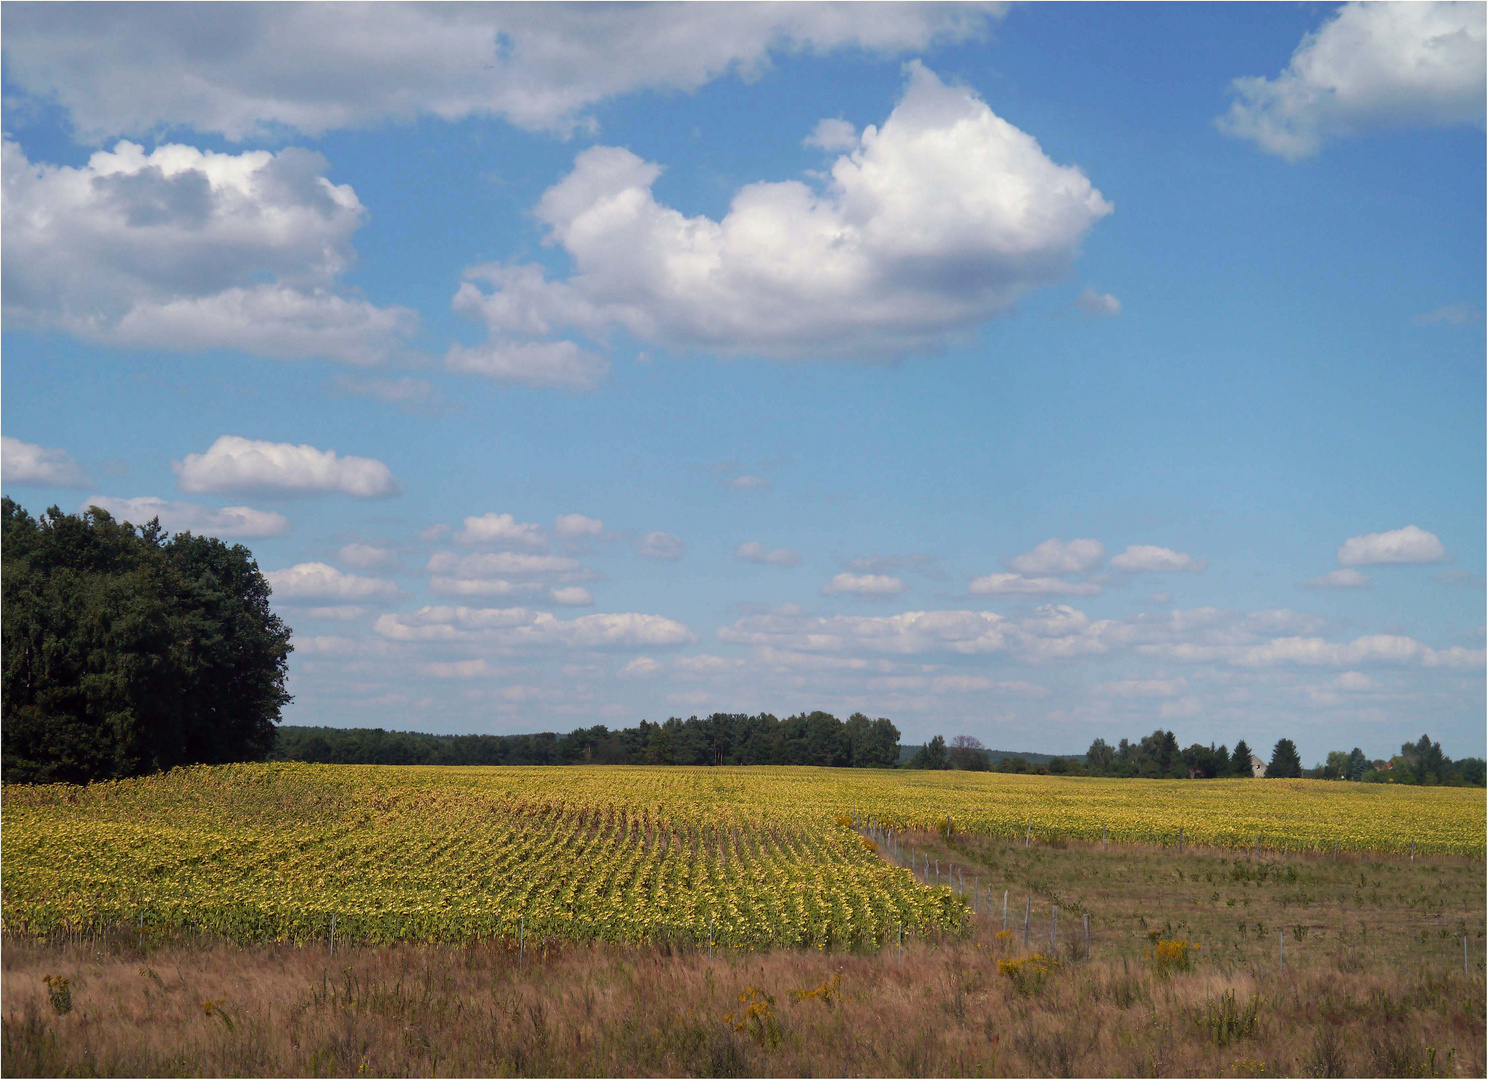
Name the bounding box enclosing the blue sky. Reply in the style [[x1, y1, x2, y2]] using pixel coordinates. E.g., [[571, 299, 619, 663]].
[[3, 2, 1483, 761]]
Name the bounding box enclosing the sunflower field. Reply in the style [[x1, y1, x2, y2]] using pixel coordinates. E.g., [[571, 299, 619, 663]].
[[2, 762, 1481, 947]]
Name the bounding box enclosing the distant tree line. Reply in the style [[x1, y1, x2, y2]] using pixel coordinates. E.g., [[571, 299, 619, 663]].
[[2, 499, 292, 785], [273, 711, 902, 768]]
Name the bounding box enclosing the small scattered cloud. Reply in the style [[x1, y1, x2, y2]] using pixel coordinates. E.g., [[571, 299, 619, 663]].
[[821, 572, 906, 596], [338, 542, 398, 569], [554, 514, 604, 538], [550, 586, 593, 606], [969, 573, 1101, 597], [1335, 670, 1379, 692], [444, 339, 609, 392], [619, 656, 663, 678], [264, 562, 399, 602], [419, 659, 493, 679], [455, 512, 546, 548], [419, 523, 451, 543], [1110, 545, 1206, 573], [803, 117, 858, 151], [736, 541, 801, 567], [305, 605, 369, 621], [637, 531, 685, 560], [1075, 288, 1121, 317], [1414, 303, 1483, 326], [175, 435, 398, 497], [1337, 525, 1446, 566], [1092, 678, 1186, 699], [1008, 538, 1105, 575], [1304, 568, 1371, 589], [82, 495, 289, 538], [728, 474, 770, 490], [3, 437, 91, 487], [426, 550, 581, 578]]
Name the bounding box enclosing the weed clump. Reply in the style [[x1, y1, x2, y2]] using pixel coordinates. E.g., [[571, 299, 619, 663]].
[[1201, 988, 1260, 1047], [724, 987, 781, 1050], [998, 953, 1057, 997], [42, 975, 71, 1016], [1146, 938, 1200, 975]]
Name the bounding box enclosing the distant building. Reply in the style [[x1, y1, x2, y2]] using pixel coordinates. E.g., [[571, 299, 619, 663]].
[[1250, 754, 1267, 778]]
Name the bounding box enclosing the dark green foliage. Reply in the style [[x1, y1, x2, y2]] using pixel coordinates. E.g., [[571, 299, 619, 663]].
[[1229, 739, 1256, 777], [272, 710, 901, 768], [1182, 742, 1230, 779], [2, 498, 292, 784], [907, 734, 947, 770], [1267, 738, 1303, 779]]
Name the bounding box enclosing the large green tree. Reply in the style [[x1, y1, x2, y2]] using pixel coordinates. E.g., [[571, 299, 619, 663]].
[[1267, 738, 1303, 779], [2, 499, 292, 784]]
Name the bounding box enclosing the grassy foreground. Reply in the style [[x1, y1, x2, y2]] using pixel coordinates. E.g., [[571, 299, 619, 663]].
[[4, 826, 1484, 1077]]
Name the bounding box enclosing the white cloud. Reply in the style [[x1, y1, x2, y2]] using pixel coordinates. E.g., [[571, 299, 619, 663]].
[[637, 531, 685, 560], [444, 339, 609, 392], [419, 659, 492, 679], [175, 436, 398, 497], [454, 512, 546, 548], [1414, 303, 1483, 325], [804, 117, 859, 151], [728, 475, 770, 490], [1304, 568, 1371, 589], [822, 572, 906, 596], [736, 541, 802, 567], [1007, 537, 1105, 574], [1219, 1, 1486, 160], [1337, 525, 1446, 566], [555, 514, 604, 538], [1335, 670, 1379, 691], [338, 543, 398, 569], [550, 586, 594, 606], [305, 606, 368, 621], [720, 607, 1014, 656], [81, 495, 289, 538], [2, 138, 414, 363], [425, 551, 582, 578], [619, 656, 663, 678], [374, 605, 694, 649], [3, 437, 91, 486], [2, 5, 1001, 140], [1075, 288, 1121, 317], [969, 573, 1101, 597], [264, 562, 399, 602], [1092, 678, 1186, 699], [450, 63, 1111, 366], [429, 577, 544, 598], [1109, 545, 1207, 573], [1159, 696, 1201, 720]]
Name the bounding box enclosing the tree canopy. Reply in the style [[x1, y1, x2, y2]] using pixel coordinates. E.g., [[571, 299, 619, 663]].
[[273, 711, 901, 769], [2, 498, 292, 784]]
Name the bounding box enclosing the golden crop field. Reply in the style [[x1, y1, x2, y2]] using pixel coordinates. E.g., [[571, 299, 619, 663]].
[[2, 763, 1482, 949]]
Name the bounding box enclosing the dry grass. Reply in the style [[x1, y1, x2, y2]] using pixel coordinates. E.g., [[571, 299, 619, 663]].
[[4, 837, 1484, 1077]]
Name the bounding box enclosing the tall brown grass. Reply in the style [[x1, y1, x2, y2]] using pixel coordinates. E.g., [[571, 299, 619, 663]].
[[3, 930, 1482, 1077]]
